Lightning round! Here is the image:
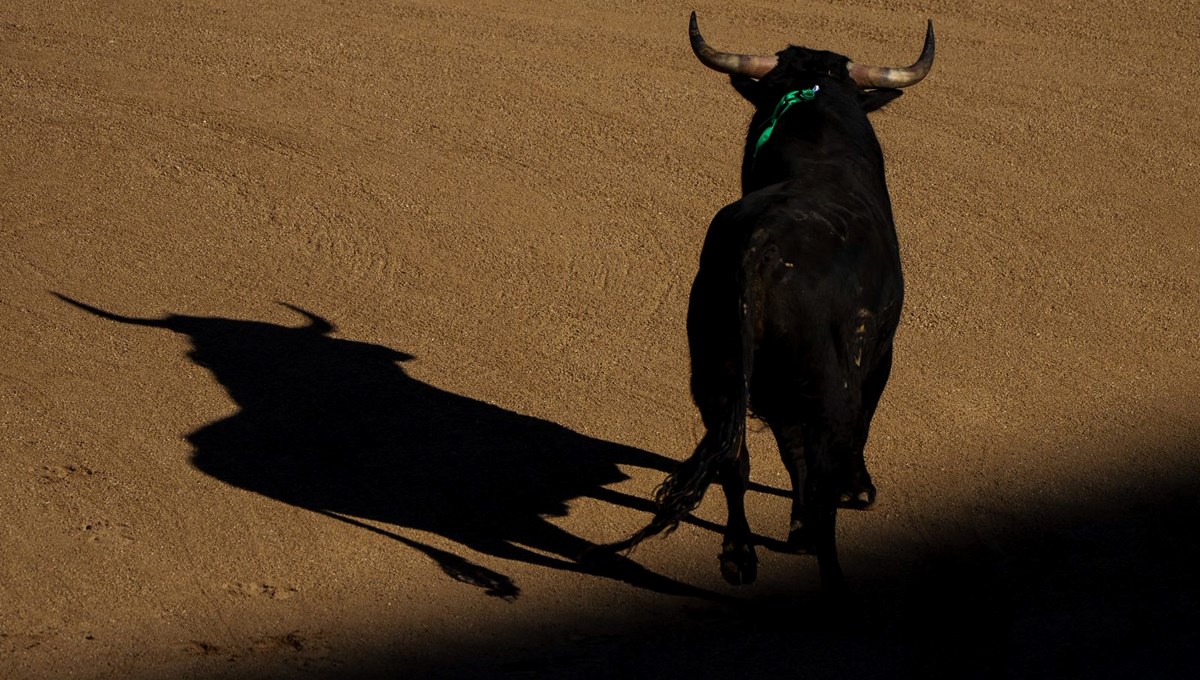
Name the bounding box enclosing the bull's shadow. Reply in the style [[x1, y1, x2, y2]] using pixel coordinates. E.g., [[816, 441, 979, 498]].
[[56, 294, 715, 600]]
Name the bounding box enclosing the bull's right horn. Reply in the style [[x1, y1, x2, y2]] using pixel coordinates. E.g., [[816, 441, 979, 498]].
[[847, 20, 935, 89]]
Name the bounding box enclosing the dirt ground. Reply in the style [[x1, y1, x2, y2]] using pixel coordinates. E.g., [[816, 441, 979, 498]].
[[3, 1, 1198, 678]]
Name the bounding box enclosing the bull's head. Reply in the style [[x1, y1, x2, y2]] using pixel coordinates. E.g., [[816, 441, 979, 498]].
[[688, 11, 934, 113], [688, 13, 934, 194]]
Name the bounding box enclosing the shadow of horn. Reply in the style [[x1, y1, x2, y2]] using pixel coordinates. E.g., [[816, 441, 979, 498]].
[[52, 292, 170, 328], [276, 302, 336, 335]]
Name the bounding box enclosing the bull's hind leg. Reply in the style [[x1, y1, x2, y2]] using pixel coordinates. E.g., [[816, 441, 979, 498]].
[[716, 439, 756, 585], [803, 425, 851, 594], [687, 266, 758, 585], [841, 346, 893, 510], [770, 421, 813, 554], [801, 384, 864, 594]]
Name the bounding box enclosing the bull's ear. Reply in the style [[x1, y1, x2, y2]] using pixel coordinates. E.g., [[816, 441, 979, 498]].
[[729, 74, 762, 103], [859, 88, 903, 112]]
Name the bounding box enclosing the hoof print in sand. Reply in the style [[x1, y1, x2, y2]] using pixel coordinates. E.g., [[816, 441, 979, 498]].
[[184, 631, 330, 666], [251, 631, 307, 653], [40, 464, 96, 484], [222, 581, 299, 600], [80, 520, 134, 544], [184, 640, 233, 658]]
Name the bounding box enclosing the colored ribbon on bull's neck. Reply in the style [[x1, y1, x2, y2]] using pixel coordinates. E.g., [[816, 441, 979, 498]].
[[754, 86, 819, 158]]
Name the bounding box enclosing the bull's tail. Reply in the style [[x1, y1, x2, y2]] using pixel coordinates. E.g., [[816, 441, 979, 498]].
[[600, 231, 769, 555]]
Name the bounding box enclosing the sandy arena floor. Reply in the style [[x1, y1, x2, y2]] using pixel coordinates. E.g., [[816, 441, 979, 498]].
[[2, 1, 1198, 677]]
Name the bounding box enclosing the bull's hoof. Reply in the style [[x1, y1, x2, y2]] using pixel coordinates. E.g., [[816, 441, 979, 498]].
[[785, 521, 816, 554], [839, 476, 877, 510], [718, 545, 758, 585]]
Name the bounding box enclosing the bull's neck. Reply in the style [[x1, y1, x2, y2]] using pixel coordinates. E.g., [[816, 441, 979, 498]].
[[740, 94, 887, 197]]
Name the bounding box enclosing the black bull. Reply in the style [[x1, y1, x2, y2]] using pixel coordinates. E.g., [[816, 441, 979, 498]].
[[603, 14, 936, 594]]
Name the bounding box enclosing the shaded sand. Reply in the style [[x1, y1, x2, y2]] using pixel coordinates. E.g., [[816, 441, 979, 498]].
[[2, 1, 1197, 677]]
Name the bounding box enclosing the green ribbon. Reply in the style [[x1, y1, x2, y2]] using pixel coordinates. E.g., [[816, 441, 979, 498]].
[[753, 86, 819, 157]]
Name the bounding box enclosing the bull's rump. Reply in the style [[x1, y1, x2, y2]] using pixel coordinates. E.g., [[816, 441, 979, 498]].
[[688, 187, 902, 411]]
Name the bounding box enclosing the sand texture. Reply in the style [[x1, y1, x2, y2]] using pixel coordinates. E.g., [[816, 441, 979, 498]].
[[2, 1, 1198, 677]]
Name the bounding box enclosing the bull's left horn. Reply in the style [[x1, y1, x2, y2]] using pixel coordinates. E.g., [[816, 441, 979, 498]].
[[689, 12, 778, 78], [847, 20, 935, 88]]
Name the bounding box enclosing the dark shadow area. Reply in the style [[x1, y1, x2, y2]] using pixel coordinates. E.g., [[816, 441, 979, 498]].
[[132, 428, 1197, 680], [873, 476, 1200, 679], [347, 459, 1200, 680], [55, 294, 739, 601]]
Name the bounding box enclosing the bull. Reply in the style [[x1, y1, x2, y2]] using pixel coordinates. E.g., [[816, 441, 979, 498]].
[[604, 13, 935, 594]]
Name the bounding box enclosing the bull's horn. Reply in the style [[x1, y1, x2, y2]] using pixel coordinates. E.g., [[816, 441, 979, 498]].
[[847, 20, 935, 89], [277, 302, 335, 335], [689, 12, 778, 78]]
